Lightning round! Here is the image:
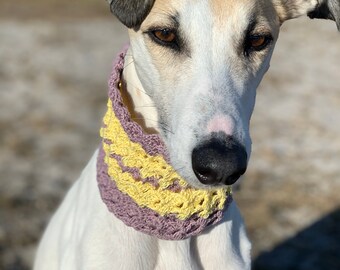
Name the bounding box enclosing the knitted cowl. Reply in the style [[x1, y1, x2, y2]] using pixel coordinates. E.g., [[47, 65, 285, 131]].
[[97, 47, 233, 240]]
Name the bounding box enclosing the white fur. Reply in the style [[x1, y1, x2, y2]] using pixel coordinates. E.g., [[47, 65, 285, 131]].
[[34, 0, 326, 269]]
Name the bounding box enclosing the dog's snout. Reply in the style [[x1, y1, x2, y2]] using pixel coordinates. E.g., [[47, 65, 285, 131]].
[[191, 135, 247, 186]]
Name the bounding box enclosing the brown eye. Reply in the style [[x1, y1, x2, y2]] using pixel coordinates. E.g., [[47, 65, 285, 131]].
[[153, 29, 176, 43], [245, 34, 272, 55], [249, 36, 266, 49], [147, 28, 181, 51]]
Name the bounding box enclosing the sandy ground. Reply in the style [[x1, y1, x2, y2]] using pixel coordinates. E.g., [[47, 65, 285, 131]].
[[1, 7, 340, 270]]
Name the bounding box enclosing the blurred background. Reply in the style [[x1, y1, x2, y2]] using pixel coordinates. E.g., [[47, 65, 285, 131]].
[[0, 0, 339, 269]]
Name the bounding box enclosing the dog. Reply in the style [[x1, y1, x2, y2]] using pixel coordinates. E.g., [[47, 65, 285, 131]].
[[34, 1, 340, 269]]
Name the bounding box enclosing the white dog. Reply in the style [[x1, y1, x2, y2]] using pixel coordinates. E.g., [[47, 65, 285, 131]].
[[34, 1, 339, 269]]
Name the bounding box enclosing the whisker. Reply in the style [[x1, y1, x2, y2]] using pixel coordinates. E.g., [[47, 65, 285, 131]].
[[123, 59, 135, 69], [160, 126, 174, 135], [131, 117, 174, 135], [173, 166, 186, 173], [133, 105, 157, 109], [126, 83, 153, 98], [131, 117, 158, 123], [135, 88, 153, 98], [119, 74, 154, 99]]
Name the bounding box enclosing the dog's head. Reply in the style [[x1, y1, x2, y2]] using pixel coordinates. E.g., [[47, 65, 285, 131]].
[[108, 0, 339, 189]]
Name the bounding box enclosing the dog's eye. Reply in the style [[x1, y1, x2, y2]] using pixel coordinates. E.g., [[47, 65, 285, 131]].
[[245, 34, 272, 55], [147, 28, 181, 51], [152, 29, 177, 43], [249, 36, 266, 49]]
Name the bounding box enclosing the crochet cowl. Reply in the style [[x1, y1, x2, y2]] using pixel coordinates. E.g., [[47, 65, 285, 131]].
[[96, 47, 233, 240]]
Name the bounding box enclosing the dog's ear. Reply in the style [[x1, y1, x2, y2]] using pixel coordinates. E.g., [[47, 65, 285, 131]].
[[107, 0, 156, 29], [275, 0, 340, 31], [308, 0, 340, 30]]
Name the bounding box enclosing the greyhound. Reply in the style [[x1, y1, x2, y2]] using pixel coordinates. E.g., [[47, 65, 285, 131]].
[[34, 0, 340, 269]]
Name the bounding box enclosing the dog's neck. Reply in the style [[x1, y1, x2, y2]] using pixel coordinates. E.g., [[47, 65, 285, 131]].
[[121, 48, 159, 134]]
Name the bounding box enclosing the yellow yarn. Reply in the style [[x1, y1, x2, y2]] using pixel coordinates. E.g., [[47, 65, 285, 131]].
[[100, 99, 231, 220]]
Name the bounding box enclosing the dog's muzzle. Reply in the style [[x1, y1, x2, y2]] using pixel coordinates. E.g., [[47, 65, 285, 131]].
[[192, 133, 247, 186]]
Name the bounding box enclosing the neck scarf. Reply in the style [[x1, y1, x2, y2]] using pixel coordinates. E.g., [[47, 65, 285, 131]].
[[97, 48, 232, 240]]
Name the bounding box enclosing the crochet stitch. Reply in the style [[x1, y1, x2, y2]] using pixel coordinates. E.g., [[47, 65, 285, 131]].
[[97, 47, 233, 240]]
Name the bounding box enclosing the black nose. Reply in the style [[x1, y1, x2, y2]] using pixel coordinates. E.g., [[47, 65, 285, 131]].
[[191, 134, 247, 186]]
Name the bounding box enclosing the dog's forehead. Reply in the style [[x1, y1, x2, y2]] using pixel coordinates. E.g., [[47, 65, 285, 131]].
[[144, 0, 277, 30], [210, 0, 277, 26], [210, 0, 255, 23]]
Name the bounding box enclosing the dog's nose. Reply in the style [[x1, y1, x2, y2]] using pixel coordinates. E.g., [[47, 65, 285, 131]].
[[191, 135, 247, 186]]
